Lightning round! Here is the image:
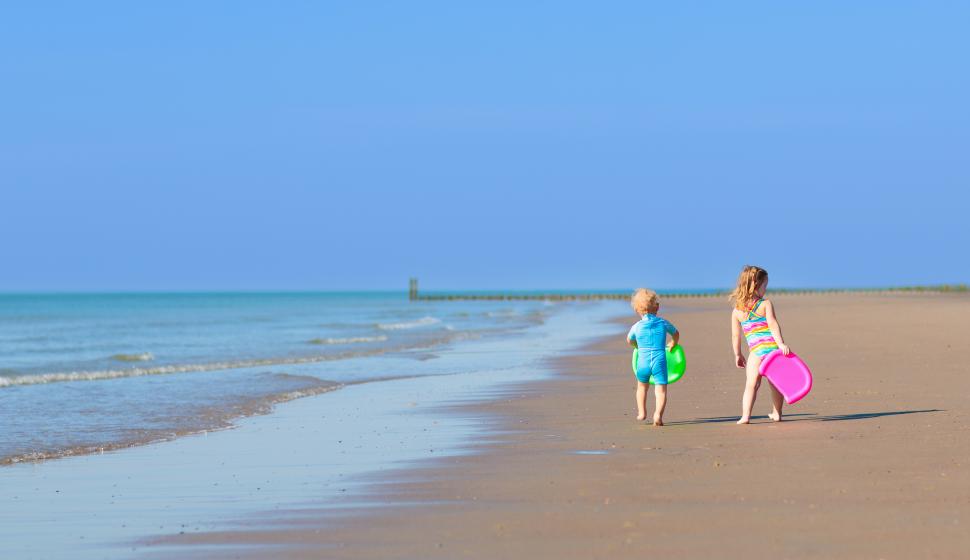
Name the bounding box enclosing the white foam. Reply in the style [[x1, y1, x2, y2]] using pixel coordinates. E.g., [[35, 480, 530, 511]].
[[0, 354, 366, 388], [376, 316, 441, 331], [110, 352, 155, 362], [485, 310, 518, 317], [308, 335, 388, 345]]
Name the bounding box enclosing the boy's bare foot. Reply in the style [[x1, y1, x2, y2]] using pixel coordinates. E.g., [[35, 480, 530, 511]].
[[653, 416, 663, 426], [736, 417, 750, 425], [636, 414, 647, 421], [768, 412, 782, 422]]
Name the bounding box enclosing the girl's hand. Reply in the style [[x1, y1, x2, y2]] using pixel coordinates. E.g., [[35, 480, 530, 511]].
[[778, 343, 791, 356], [735, 354, 746, 369]]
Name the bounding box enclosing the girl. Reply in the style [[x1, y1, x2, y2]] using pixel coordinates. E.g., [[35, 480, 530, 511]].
[[730, 265, 791, 424]]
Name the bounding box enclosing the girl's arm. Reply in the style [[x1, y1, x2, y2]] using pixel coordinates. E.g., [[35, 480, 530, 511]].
[[731, 311, 746, 368], [764, 300, 791, 355]]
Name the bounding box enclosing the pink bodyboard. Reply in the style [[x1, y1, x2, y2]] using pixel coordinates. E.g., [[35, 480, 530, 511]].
[[758, 350, 812, 404]]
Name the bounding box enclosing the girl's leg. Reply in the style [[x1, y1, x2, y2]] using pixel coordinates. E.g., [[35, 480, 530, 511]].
[[653, 384, 667, 426], [635, 381, 648, 421], [738, 354, 762, 424], [767, 381, 784, 421]]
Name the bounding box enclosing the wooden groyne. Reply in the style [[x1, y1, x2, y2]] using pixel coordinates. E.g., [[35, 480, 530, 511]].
[[407, 279, 967, 302], [415, 292, 637, 302]]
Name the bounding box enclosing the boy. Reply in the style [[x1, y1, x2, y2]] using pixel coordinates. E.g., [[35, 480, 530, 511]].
[[627, 288, 679, 426]]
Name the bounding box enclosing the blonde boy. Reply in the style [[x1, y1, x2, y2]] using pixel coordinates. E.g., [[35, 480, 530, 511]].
[[627, 288, 680, 425]]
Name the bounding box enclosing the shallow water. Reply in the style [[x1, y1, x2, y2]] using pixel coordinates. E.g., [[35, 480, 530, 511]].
[[0, 292, 551, 464], [0, 300, 623, 559]]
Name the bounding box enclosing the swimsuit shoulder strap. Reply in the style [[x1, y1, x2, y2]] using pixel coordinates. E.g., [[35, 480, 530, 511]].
[[747, 298, 766, 318]]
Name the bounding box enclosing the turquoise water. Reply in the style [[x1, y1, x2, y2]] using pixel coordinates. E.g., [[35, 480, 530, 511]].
[[0, 292, 553, 464], [0, 301, 623, 559]]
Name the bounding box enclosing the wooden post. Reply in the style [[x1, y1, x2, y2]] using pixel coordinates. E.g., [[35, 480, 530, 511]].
[[409, 278, 418, 301]]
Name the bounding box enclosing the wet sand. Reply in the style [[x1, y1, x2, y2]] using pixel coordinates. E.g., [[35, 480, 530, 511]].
[[156, 294, 970, 559]]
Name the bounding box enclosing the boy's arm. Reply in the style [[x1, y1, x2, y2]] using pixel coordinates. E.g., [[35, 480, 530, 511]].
[[764, 300, 791, 355], [627, 325, 638, 348], [731, 311, 746, 368], [665, 320, 680, 349]]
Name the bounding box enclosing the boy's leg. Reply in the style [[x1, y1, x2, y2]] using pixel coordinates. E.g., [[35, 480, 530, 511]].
[[635, 381, 648, 421], [653, 384, 667, 426], [738, 355, 762, 424]]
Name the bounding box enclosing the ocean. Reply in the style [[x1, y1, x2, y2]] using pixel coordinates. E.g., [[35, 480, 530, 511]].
[[0, 292, 555, 465], [0, 292, 624, 558]]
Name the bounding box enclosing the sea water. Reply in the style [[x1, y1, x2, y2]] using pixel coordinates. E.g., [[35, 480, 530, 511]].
[[0, 294, 624, 559], [0, 292, 552, 464]]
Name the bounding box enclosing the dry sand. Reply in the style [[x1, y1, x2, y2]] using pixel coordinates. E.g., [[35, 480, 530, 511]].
[[158, 293, 970, 559]]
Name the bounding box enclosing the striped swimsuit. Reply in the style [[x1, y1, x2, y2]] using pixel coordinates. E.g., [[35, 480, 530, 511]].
[[740, 298, 779, 358]]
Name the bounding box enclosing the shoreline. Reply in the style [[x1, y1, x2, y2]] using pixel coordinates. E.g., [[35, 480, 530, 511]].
[[155, 292, 970, 559], [0, 295, 546, 466], [0, 302, 621, 559]]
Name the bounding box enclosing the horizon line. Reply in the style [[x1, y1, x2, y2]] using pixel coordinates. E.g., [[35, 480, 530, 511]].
[[0, 283, 966, 297]]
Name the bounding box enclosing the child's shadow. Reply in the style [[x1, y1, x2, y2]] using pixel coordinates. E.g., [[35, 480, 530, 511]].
[[668, 409, 942, 426]]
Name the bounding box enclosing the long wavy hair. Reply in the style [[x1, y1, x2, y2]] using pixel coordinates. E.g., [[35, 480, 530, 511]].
[[730, 265, 768, 310]]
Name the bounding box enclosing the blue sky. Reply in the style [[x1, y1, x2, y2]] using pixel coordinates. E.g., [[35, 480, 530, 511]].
[[1, 1, 967, 291]]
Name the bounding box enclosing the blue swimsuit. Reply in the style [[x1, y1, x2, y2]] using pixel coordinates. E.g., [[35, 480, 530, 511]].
[[627, 314, 678, 385]]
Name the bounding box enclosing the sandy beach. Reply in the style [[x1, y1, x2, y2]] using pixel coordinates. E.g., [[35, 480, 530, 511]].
[[152, 293, 970, 559], [9, 2, 969, 558]]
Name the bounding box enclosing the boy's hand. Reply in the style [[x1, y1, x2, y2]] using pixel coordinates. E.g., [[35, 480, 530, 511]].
[[778, 343, 791, 356], [735, 354, 746, 369]]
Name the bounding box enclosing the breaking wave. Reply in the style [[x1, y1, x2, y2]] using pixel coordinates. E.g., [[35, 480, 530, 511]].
[[307, 335, 388, 345], [376, 316, 441, 330], [110, 352, 155, 362], [0, 351, 383, 388]]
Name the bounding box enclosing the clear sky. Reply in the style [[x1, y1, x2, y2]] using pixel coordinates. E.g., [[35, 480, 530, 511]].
[[2, 1, 967, 291]]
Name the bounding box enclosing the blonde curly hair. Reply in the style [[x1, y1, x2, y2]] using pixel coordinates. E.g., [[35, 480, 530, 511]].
[[631, 288, 659, 315]]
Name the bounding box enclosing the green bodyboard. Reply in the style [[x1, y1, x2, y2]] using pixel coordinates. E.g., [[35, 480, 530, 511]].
[[632, 344, 686, 384]]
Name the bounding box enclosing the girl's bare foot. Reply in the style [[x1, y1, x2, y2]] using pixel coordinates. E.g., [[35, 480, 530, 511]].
[[636, 414, 647, 421], [768, 412, 782, 422], [736, 417, 750, 425], [653, 416, 663, 426]]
